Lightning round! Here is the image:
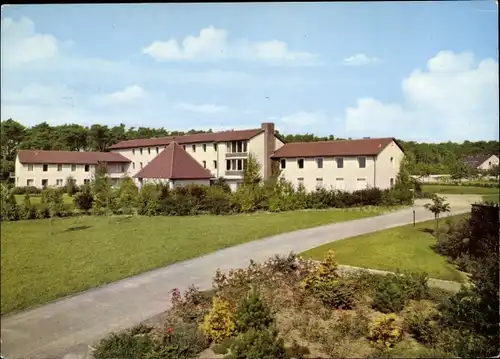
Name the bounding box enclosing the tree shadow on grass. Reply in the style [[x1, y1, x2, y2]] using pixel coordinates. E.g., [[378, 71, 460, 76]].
[[61, 225, 92, 233], [419, 228, 435, 235]]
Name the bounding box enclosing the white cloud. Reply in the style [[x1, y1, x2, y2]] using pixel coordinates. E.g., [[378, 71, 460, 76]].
[[0, 17, 71, 69], [343, 53, 382, 66], [142, 26, 319, 64], [280, 111, 328, 127], [101, 86, 146, 105], [175, 102, 228, 114], [341, 51, 499, 141]]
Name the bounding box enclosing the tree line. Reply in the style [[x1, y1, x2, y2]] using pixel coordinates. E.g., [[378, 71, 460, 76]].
[[1, 118, 499, 180]]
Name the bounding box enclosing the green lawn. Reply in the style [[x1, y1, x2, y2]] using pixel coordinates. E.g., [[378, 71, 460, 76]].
[[482, 194, 500, 204], [14, 194, 74, 205], [301, 215, 468, 283], [1, 207, 390, 314], [422, 184, 499, 195]]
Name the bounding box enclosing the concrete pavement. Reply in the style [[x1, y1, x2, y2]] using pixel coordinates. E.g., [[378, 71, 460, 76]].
[[1, 204, 471, 359]]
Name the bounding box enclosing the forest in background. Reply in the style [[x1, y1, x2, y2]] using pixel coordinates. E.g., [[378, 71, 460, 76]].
[[1, 118, 499, 180]]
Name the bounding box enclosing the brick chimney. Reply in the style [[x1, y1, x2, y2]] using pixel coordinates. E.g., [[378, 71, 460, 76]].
[[261, 122, 275, 180]]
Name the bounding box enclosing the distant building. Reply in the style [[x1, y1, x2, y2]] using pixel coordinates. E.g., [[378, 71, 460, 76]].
[[463, 154, 499, 171], [14, 122, 404, 192]]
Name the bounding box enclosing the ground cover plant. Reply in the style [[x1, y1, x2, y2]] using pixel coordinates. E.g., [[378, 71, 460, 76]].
[[93, 221, 499, 359]]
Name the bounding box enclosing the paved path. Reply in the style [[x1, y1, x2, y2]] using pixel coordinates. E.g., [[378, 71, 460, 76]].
[[1, 205, 471, 359]]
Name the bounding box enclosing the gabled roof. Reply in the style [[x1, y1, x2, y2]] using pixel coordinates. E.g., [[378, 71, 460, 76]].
[[271, 137, 401, 158], [109, 128, 264, 150], [463, 154, 494, 168], [18, 150, 130, 165], [134, 142, 214, 180]]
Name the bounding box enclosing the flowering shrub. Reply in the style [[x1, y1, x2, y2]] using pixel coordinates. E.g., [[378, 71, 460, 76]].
[[201, 296, 236, 343], [301, 250, 339, 290], [368, 313, 403, 350]]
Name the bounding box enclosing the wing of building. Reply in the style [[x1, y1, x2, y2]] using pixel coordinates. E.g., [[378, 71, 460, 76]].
[[14, 122, 405, 192], [463, 154, 499, 170]]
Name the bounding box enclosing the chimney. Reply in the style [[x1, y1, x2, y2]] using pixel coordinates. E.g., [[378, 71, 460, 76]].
[[261, 122, 275, 180]]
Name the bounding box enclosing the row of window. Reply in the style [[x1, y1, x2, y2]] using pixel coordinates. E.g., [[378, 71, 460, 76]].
[[28, 163, 92, 172], [281, 157, 367, 170], [130, 141, 248, 156], [295, 177, 395, 188], [26, 178, 91, 187]]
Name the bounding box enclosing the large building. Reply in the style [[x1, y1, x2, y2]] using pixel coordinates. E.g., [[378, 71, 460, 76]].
[[14, 122, 404, 192]]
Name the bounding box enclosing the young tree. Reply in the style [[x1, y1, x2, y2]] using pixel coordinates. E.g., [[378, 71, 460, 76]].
[[65, 176, 78, 196], [424, 194, 451, 235], [91, 162, 113, 217], [117, 176, 138, 215], [73, 185, 94, 214], [243, 154, 262, 187], [0, 183, 19, 221]]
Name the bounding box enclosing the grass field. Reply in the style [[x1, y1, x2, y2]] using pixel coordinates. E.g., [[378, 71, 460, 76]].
[[422, 184, 499, 195], [0, 207, 391, 314], [301, 215, 468, 283], [482, 194, 500, 204], [14, 194, 74, 205]]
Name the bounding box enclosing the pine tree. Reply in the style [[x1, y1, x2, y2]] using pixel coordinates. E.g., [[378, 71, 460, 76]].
[[92, 162, 112, 216], [242, 154, 262, 187], [235, 287, 274, 333]]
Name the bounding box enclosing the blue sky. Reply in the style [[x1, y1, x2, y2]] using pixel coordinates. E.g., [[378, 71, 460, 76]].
[[1, 2, 498, 142]]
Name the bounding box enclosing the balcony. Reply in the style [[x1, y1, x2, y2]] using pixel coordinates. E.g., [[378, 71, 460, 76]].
[[225, 170, 244, 177], [226, 152, 248, 158]]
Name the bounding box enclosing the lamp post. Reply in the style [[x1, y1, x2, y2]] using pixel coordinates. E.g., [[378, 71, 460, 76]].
[[410, 187, 416, 227]]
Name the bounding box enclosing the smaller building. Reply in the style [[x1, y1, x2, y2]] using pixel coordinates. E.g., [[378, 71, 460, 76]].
[[271, 137, 404, 192], [463, 154, 499, 171], [134, 142, 214, 188], [15, 150, 131, 188]]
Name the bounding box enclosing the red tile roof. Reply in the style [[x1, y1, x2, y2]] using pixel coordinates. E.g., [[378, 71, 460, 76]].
[[271, 137, 401, 158], [109, 128, 264, 150], [18, 150, 130, 164], [134, 142, 214, 180]]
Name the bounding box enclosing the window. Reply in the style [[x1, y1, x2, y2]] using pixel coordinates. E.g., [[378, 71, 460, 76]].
[[84, 179, 90, 185], [203, 160, 206, 168], [390, 178, 394, 187], [43, 164, 48, 172], [140, 148, 143, 155], [156, 147, 159, 154], [280, 159, 286, 169], [226, 160, 231, 170], [297, 178, 304, 186], [203, 144, 207, 152], [214, 160, 217, 169], [297, 159, 304, 169], [316, 158, 323, 169], [41, 179, 48, 187], [214, 143, 218, 151], [226, 143, 231, 153], [358, 156, 366, 168], [192, 144, 196, 152], [183, 145, 186, 150], [147, 148, 150, 155], [27, 179, 34, 186], [28, 164, 33, 171], [140, 162, 143, 168], [71, 164, 76, 172], [316, 178, 324, 188], [243, 142, 248, 152], [237, 159, 243, 171], [121, 164, 126, 172], [390, 156, 395, 169], [132, 162, 135, 169], [57, 164, 62, 171], [132, 149, 135, 155], [336, 178, 344, 181], [243, 159, 248, 170], [336, 158, 344, 168], [84, 164, 90, 172], [56, 179, 63, 186], [357, 178, 366, 181]]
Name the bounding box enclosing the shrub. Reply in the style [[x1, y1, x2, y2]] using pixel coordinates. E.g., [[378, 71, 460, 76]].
[[285, 340, 310, 359], [302, 250, 339, 290], [73, 185, 94, 213], [170, 286, 213, 324], [368, 313, 403, 350], [65, 176, 78, 196], [138, 183, 161, 216], [401, 300, 440, 344], [20, 194, 37, 220], [235, 287, 274, 333], [117, 177, 138, 214], [202, 296, 236, 343], [432, 216, 471, 260], [333, 307, 370, 339], [311, 279, 356, 309], [226, 328, 286, 359], [0, 184, 19, 221], [372, 271, 429, 313], [212, 337, 234, 355], [92, 324, 155, 359]]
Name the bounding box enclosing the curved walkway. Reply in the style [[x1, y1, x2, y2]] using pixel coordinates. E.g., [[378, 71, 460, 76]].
[[1, 205, 471, 359]]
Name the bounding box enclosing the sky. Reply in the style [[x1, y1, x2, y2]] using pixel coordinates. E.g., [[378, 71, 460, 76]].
[[1, 1, 498, 143]]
